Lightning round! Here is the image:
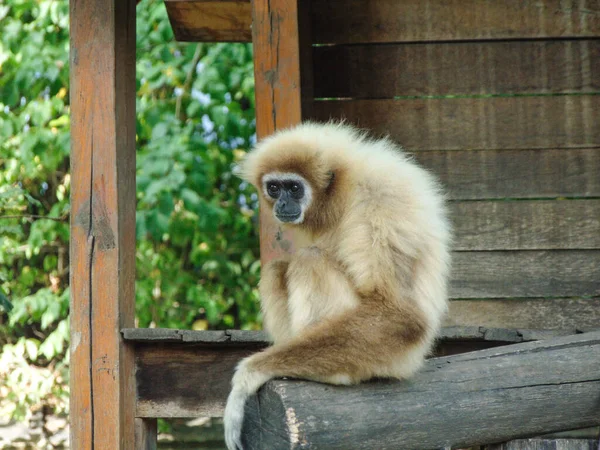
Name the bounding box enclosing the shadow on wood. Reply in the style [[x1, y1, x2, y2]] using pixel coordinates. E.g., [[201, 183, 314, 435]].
[[241, 331, 600, 450]]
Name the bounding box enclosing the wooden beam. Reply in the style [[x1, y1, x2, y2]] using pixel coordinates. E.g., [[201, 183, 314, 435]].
[[123, 327, 582, 418], [164, 0, 252, 42], [69, 0, 137, 448], [241, 331, 600, 449], [251, 0, 313, 263]]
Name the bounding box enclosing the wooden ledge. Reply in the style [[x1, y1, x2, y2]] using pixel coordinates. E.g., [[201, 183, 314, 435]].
[[122, 326, 589, 346], [122, 328, 269, 345], [126, 326, 597, 418]]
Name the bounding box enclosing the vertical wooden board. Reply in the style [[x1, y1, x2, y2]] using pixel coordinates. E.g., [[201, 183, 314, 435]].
[[135, 418, 157, 450], [70, 0, 136, 448], [311, 96, 600, 150], [313, 40, 600, 98], [413, 148, 600, 200], [446, 298, 600, 330], [252, 0, 312, 264], [311, 0, 600, 44]]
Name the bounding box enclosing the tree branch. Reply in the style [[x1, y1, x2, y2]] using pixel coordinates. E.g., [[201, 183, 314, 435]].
[[175, 43, 203, 121], [0, 214, 69, 222]]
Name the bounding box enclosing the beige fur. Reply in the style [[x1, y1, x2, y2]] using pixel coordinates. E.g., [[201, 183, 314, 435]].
[[224, 122, 451, 450]]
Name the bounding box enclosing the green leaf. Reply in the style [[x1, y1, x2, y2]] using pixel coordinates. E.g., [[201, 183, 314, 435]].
[[0, 291, 13, 312]]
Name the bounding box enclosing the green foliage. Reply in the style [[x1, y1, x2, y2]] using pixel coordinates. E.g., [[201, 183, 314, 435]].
[[0, 0, 260, 420]]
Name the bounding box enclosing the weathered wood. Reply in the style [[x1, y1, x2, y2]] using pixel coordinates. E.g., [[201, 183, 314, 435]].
[[123, 327, 570, 345], [314, 40, 600, 98], [241, 331, 600, 449], [486, 439, 600, 450], [122, 328, 271, 345], [449, 200, 600, 250], [130, 326, 570, 417], [312, 0, 600, 44], [164, 0, 252, 42], [450, 251, 600, 298], [135, 344, 266, 418], [69, 0, 136, 448], [414, 148, 600, 200], [135, 418, 157, 450], [447, 298, 600, 331], [252, 0, 313, 264], [311, 96, 600, 151]]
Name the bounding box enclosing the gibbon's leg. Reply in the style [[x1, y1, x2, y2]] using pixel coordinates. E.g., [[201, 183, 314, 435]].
[[258, 260, 291, 343], [224, 298, 430, 450], [286, 246, 359, 334]]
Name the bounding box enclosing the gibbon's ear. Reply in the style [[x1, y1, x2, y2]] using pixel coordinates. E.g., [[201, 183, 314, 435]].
[[235, 149, 261, 186]]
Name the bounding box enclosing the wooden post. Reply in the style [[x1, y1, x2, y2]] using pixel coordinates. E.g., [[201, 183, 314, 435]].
[[135, 418, 157, 450], [251, 0, 313, 263], [70, 1, 137, 448]]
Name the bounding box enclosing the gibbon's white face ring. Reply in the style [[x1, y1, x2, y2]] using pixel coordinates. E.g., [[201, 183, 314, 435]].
[[262, 172, 313, 225]]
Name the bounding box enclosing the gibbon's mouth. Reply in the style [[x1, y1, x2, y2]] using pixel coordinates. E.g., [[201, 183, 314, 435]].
[[275, 213, 301, 223]]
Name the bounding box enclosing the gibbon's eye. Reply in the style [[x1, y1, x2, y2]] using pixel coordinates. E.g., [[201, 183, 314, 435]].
[[290, 183, 300, 193], [267, 182, 280, 198]]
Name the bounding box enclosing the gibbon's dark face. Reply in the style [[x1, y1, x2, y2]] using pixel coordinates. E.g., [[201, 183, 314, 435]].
[[262, 173, 312, 224]]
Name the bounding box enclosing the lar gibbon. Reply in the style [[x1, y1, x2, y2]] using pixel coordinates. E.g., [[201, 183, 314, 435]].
[[224, 122, 451, 450]]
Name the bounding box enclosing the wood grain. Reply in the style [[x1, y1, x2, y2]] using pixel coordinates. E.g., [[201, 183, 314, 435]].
[[450, 251, 600, 299], [123, 327, 571, 346], [131, 327, 570, 418], [311, 95, 600, 150], [449, 200, 600, 250], [414, 148, 600, 200], [134, 418, 157, 450], [312, 0, 600, 44], [252, 0, 313, 264], [486, 439, 600, 450], [446, 298, 600, 330], [314, 40, 600, 98], [164, 0, 252, 42], [70, 0, 136, 448], [241, 331, 600, 449], [135, 344, 265, 418]]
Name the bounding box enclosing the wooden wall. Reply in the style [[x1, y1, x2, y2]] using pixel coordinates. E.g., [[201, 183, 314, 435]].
[[304, 0, 600, 331]]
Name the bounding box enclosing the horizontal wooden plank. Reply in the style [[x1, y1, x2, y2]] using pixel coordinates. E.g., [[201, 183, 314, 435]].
[[310, 96, 600, 150], [135, 344, 263, 418], [449, 200, 600, 250], [133, 327, 575, 418], [312, 0, 600, 44], [123, 328, 269, 344], [446, 298, 600, 330], [450, 250, 600, 298], [125, 327, 562, 345], [414, 148, 600, 200], [241, 332, 600, 449], [314, 40, 600, 98], [164, 0, 252, 42]]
